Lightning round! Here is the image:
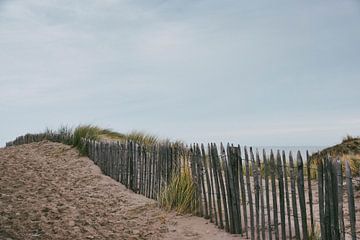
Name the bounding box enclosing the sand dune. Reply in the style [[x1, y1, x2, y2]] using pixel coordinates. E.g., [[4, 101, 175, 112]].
[[0, 141, 237, 240]]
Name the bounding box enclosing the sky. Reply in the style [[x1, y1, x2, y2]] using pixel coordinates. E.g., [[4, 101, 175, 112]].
[[1, 0, 360, 147]]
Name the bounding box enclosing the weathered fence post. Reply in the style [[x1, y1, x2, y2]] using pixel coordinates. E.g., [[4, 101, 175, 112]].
[[282, 150, 292, 239], [194, 144, 203, 216], [217, 143, 230, 232], [226, 144, 241, 234], [197, 144, 208, 219], [289, 152, 300, 240], [324, 157, 331, 240], [222, 144, 233, 233], [130, 142, 135, 191], [317, 158, 325, 240], [115, 142, 121, 182], [330, 158, 340, 240], [306, 151, 314, 237], [201, 144, 212, 220], [190, 145, 199, 215], [245, 147, 255, 240], [270, 151, 279, 240], [151, 145, 157, 199], [239, 146, 247, 238], [141, 145, 146, 195], [296, 151, 308, 240], [231, 145, 242, 234], [210, 144, 223, 228], [263, 150, 272, 240], [257, 150, 266, 240], [277, 150, 286, 240], [346, 161, 357, 240], [337, 160, 345, 240], [236, 147, 243, 234], [208, 144, 219, 226], [250, 148, 260, 239]]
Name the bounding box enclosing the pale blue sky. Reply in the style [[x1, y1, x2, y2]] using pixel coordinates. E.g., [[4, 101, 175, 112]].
[[1, 0, 360, 146]]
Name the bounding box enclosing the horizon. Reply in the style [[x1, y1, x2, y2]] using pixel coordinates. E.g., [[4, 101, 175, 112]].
[[2, 125, 331, 150], [1, 0, 360, 147]]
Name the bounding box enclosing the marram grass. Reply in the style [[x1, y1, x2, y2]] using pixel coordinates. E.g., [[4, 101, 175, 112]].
[[62, 124, 163, 154], [309, 135, 360, 179], [72, 125, 103, 154], [43, 124, 169, 151], [159, 166, 198, 214], [308, 224, 321, 240], [126, 130, 159, 145]]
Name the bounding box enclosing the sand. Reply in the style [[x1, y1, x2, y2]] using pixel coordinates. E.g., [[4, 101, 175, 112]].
[[0, 141, 238, 240]]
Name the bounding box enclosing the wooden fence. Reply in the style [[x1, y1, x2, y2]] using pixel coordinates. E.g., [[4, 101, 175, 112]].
[[85, 139, 186, 199], [5, 134, 358, 240]]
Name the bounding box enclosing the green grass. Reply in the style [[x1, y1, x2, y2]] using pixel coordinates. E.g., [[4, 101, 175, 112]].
[[57, 125, 74, 145], [125, 130, 159, 145], [309, 135, 360, 178], [41, 124, 173, 155], [308, 224, 321, 240], [159, 166, 197, 214], [71, 125, 162, 154], [72, 125, 103, 154]]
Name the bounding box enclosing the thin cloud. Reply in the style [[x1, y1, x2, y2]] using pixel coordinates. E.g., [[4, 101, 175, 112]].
[[0, 0, 359, 146]]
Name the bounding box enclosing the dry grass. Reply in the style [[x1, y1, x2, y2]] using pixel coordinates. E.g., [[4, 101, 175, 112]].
[[309, 135, 360, 178], [48, 124, 168, 154], [159, 166, 197, 214]]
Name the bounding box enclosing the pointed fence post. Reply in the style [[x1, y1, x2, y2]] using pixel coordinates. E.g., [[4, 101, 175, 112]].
[[238, 146, 247, 237], [250, 148, 260, 239], [337, 160, 345, 240], [306, 151, 314, 238], [346, 161, 357, 240], [330, 158, 340, 239], [211, 144, 223, 229], [245, 147, 255, 240], [231, 145, 242, 234], [201, 144, 212, 220], [282, 150, 292, 239], [263, 150, 272, 240], [198, 145, 209, 219], [324, 158, 332, 240], [217, 143, 230, 232], [223, 144, 234, 233], [208, 144, 219, 226], [289, 152, 300, 240], [277, 151, 286, 240], [226, 144, 241, 234], [296, 151, 308, 240], [270, 151, 279, 240], [257, 150, 266, 240], [317, 158, 325, 240]]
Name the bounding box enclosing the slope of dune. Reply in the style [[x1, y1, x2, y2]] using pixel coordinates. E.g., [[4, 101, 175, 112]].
[[0, 141, 237, 240]]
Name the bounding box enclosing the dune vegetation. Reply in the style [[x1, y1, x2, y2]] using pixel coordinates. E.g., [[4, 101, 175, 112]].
[[43, 124, 165, 154], [159, 166, 197, 214], [42, 124, 193, 213], [309, 135, 360, 178]]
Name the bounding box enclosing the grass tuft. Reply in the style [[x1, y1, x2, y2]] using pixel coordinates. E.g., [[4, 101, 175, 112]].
[[71, 125, 168, 154], [342, 134, 358, 143], [309, 135, 360, 178], [308, 224, 321, 240], [159, 166, 197, 214], [57, 125, 74, 145], [126, 131, 159, 145], [72, 125, 102, 154]]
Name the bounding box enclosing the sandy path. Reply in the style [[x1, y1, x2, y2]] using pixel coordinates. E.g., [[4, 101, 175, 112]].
[[0, 141, 238, 240]]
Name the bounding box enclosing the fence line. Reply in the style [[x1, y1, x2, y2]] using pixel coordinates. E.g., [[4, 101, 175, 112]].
[[5, 133, 358, 240]]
